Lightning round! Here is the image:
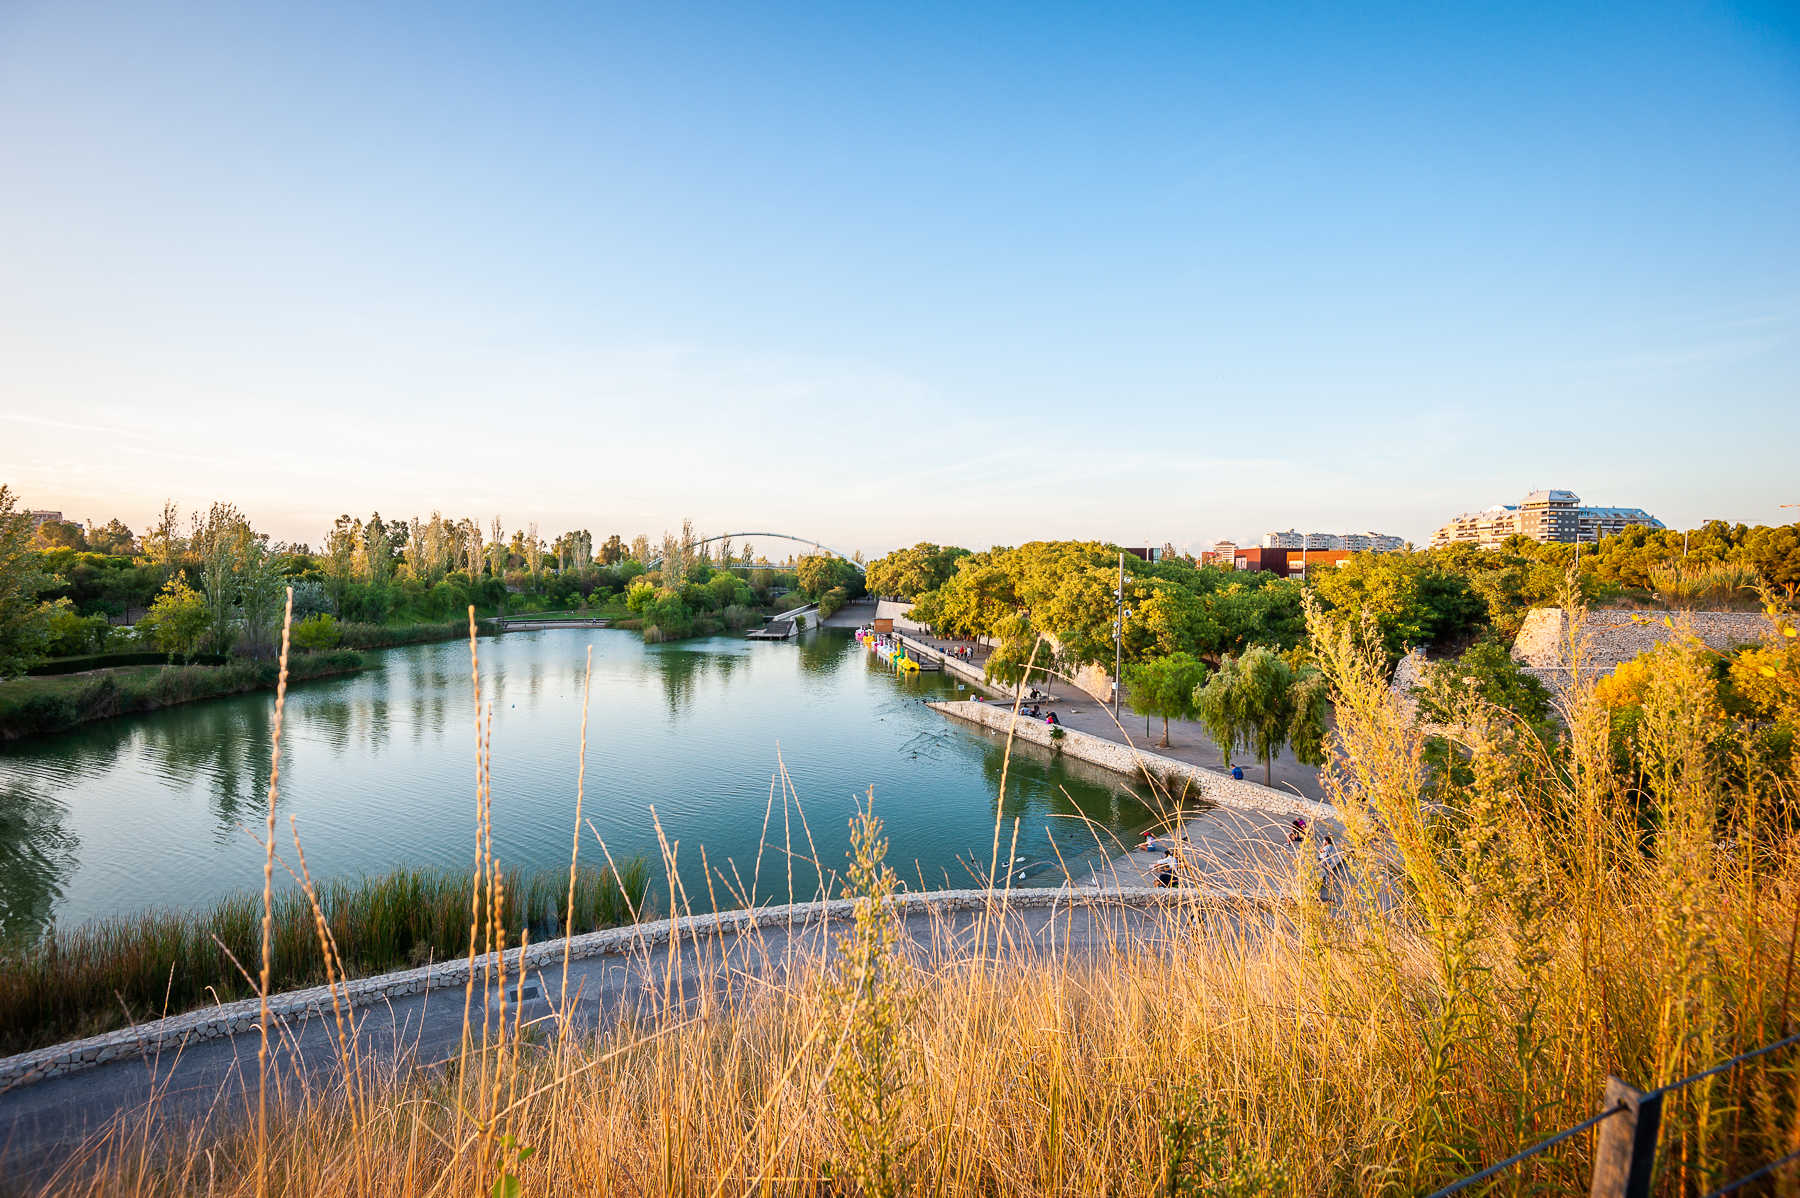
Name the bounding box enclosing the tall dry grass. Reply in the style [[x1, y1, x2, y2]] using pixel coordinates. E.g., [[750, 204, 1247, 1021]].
[[28, 595, 1800, 1196]]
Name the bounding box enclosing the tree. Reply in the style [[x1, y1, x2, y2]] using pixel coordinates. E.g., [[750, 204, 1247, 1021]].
[[142, 500, 186, 579], [1414, 637, 1556, 744], [1195, 646, 1329, 785], [865, 543, 971, 600], [797, 554, 862, 601], [1124, 652, 1209, 746], [140, 576, 210, 661], [87, 518, 136, 555], [0, 485, 53, 677], [599, 534, 626, 566], [324, 514, 362, 614], [237, 541, 291, 658], [190, 501, 253, 654], [488, 517, 507, 580], [33, 519, 86, 550]]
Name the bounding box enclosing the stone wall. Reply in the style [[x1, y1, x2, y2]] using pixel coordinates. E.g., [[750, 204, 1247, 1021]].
[[928, 700, 1336, 823], [0, 886, 1228, 1092], [1512, 607, 1774, 682]]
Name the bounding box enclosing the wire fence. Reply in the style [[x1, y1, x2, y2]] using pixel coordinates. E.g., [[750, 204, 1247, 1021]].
[[1427, 1030, 1800, 1198]]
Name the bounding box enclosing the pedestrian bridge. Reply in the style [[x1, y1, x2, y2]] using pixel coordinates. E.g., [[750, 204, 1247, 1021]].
[[645, 532, 864, 573]]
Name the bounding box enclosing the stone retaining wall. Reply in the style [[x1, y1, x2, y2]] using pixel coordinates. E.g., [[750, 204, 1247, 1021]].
[[0, 886, 1224, 1092], [1512, 607, 1772, 672], [928, 700, 1336, 822]]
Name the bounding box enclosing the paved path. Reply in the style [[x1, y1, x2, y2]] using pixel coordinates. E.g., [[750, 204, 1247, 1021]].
[[903, 634, 1327, 802], [0, 893, 1244, 1185]]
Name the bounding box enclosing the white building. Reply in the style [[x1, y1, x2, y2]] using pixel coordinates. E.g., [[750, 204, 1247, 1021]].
[[1261, 529, 1404, 553], [1431, 490, 1663, 549]]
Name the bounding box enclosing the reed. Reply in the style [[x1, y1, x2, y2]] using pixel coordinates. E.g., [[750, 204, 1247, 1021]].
[[0, 860, 649, 1056], [23, 597, 1800, 1196]]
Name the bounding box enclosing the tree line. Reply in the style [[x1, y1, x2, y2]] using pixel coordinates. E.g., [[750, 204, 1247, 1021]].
[[0, 486, 876, 676], [867, 522, 1800, 784]]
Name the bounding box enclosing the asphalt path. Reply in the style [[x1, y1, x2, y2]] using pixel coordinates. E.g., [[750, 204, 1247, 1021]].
[[0, 893, 1243, 1189]]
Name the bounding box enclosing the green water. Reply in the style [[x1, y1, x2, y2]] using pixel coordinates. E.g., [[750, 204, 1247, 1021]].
[[0, 629, 1157, 939]]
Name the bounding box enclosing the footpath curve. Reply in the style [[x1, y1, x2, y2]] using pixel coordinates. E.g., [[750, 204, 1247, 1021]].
[[0, 886, 1275, 1174]]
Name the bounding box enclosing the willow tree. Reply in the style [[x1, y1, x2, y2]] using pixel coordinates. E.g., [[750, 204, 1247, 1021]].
[[1195, 645, 1330, 785], [1124, 652, 1209, 747]]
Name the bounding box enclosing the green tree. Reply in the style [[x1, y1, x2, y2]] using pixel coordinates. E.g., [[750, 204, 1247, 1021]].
[[142, 500, 186, 581], [1124, 652, 1209, 747], [190, 502, 244, 653], [323, 514, 362, 614], [31, 519, 86, 551], [0, 486, 53, 677], [237, 541, 291, 658], [797, 554, 862, 602], [1414, 638, 1557, 740], [1195, 646, 1330, 785], [140, 577, 210, 661], [291, 613, 343, 651], [864, 542, 970, 600], [86, 518, 136, 555]]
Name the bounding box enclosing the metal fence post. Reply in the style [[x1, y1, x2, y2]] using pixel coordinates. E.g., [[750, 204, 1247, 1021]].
[[1589, 1077, 1663, 1198]]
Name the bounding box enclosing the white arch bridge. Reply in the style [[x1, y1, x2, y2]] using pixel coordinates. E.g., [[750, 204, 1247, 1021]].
[[645, 532, 865, 574]]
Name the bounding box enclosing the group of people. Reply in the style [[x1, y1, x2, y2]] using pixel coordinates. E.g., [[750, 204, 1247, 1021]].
[[1022, 704, 1060, 725], [1287, 816, 1348, 897], [1141, 830, 1191, 887]]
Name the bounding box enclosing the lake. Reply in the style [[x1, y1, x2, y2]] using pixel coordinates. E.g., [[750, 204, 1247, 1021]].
[[0, 628, 1159, 940]]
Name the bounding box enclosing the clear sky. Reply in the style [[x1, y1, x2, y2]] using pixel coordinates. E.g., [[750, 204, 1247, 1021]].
[[3, 1, 1797, 555]]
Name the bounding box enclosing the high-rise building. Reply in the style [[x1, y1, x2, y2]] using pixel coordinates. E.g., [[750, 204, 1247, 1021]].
[[1430, 490, 1663, 549], [1261, 529, 1404, 553]]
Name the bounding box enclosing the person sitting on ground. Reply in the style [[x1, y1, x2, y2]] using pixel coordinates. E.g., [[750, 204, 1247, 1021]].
[[1230, 764, 1244, 781], [1286, 817, 1308, 845], [1153, 861, 1178, 887], [1317, 835, 1342, 874], [1141, 831, 1159, 853], [1045, 711, 1060, 726]]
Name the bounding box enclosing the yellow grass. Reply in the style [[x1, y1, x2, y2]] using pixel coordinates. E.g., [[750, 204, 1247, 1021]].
[[28, 594, 1800, 1196]]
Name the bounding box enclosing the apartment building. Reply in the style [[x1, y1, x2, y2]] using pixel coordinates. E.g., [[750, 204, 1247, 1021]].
[[1261, 529, 1405, 553], [1430, 489, 1663, 549]]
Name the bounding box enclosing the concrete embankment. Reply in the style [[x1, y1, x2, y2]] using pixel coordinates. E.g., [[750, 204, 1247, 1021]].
[[926, 699, 1335, 823]]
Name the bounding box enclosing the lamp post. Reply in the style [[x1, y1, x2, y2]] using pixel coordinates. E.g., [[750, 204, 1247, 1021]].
[[1114, 551, 1124, 717], [1113, 551, 1128, 718]]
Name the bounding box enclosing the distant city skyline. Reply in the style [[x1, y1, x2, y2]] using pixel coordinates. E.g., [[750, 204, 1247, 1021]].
[[4, 2, 1796, 552]]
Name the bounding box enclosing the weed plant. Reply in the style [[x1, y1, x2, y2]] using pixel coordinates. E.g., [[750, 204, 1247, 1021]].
[[20, 594, 1800, 1197]]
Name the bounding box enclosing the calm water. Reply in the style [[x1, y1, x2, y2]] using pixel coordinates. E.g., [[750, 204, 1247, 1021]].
[[0, 629, 1156, 939]]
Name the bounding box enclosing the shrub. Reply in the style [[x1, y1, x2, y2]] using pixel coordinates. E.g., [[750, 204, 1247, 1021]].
[[291, 613, 344, 651]]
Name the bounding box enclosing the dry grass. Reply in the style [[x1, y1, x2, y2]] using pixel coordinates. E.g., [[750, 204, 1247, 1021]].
[[23, 594, 1800, 1196]]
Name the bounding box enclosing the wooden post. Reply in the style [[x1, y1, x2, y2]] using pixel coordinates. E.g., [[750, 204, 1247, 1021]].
[[1589, 1077, 1663, 1198]]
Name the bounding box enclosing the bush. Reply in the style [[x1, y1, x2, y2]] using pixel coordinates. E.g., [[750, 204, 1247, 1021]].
[[292, 613, 344, 651], [26, 651, 227, 676], [43, 604, 111, 657], [0, 652, 365, 740]]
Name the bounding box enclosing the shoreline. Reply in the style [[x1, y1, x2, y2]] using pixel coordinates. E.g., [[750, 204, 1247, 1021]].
[[0, 619, 499, 743], [0, 654, 369, 743], [925, 698, 1340, 893]]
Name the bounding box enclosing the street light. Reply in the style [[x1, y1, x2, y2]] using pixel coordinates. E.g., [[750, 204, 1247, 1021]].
[[1113, 551, 1130, 718]]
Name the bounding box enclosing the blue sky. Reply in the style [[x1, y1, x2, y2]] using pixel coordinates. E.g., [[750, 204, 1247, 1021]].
[[2, 1, 1796, 553]]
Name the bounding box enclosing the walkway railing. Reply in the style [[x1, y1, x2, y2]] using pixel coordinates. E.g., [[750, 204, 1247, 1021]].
[[1428, 1031, 1800, 1198]]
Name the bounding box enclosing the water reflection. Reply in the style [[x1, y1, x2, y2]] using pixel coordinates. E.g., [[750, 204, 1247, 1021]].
[[139, 702, 274, 837], [0, 629, 1155, 931], [0, 777, 77, 944]]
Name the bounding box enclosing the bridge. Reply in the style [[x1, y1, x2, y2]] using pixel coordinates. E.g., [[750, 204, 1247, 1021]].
[[645, 532, 865, 574]]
